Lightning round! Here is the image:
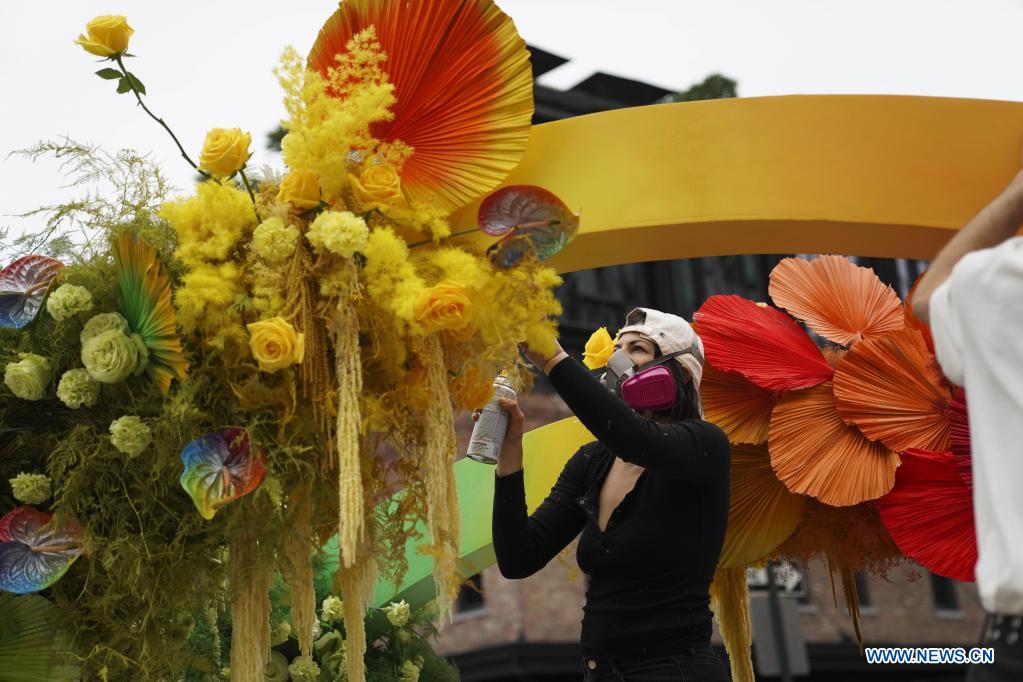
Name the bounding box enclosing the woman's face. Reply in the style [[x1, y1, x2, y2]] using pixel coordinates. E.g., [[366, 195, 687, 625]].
[[615, 331, 657, 367]]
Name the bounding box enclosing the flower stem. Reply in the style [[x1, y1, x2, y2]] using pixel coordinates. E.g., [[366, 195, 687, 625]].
[[114, 55, 209, 179], [407, 226, 481, 249], [238, 167, 260, 220]]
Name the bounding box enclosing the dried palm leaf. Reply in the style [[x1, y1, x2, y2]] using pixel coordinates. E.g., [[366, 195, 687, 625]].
[[833, 327, 952, 453], [769, 255, 904, 346], [769, 382, 900, 506]]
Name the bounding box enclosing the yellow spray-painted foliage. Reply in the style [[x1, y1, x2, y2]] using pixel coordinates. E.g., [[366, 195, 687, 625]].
[[160, 181, 256, 265]]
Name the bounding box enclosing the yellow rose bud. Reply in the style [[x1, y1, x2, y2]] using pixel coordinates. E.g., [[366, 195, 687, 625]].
[[582, 326, 615, 369], [413, 280, 472, 335], [278, 169, 321, 212], [349, 161, 409, 213], [198, 128, 252, 178], [247, 317, 305, 373], [75, 15, 134, 57]]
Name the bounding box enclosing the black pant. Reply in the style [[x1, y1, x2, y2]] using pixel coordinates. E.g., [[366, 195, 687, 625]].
[[966, 612, 1023, 682], [581, 645, 730, 681]]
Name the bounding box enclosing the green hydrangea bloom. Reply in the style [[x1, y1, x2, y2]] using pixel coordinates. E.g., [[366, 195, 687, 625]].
[[109, 416, 152, 457]]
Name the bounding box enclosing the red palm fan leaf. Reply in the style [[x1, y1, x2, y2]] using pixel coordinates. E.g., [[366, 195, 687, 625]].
[[693, 295, 833, 391], [719, 443, 807, 568], [769, 382, 900, 506], [701, 362, 778, 445], [949, 388, 972, 487], [833, 327, 952, 453], [309, 0, 534, 214], [769, 255, 904, 347], [877, 449, 976, 582], [904, 273, 935, 353]]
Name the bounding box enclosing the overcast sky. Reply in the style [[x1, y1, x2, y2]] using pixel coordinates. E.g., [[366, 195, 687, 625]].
[[4, 0, 1023, 243]]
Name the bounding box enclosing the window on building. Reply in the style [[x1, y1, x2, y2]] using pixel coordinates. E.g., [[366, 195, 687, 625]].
[[853, 572, 875, 613], [930, 572, 962, 616], [455, 573, 484, 614]]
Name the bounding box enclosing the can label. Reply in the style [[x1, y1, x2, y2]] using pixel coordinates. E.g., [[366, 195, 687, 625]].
[[466, 378, 516, 464]]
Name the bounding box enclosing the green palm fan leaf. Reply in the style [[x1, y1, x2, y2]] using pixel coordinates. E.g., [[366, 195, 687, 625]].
[[0, 593, 80, 681], [114, 232, 189, 392]]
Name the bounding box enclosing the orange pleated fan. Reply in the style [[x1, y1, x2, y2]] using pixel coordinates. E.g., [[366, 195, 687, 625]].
[[877, 449, 976, 582], [904, 273, 935, 353], [701, 362, 778, 445], [833, 327, 952, 454], [309, 0, 534, 213], [769, 256, 904, 347], [719, 443, 807, 568], [949, 388, 972, 487], [693, 295, 834, 391], [769, 382, 900, 506]]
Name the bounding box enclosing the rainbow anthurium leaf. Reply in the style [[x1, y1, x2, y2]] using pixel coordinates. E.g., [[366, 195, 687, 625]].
[[180, 428, 266, 520], [0, 507, 85, 594], [0, 256, 64, 329], [114, 232, 189, 393], [479, 185, 580, 261]]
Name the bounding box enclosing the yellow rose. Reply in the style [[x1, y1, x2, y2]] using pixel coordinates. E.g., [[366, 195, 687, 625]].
[[413, 280, 471, 334], [583, 326, 615, 369], [247, 317, 305, 373], [75, 15, 134, 57], [349, 161, 409, 213], [198, 128, 252, 178], [278, 169, 321, 212]]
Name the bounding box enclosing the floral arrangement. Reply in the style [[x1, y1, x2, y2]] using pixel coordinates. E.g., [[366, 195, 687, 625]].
[[1, 4, 578, 680]]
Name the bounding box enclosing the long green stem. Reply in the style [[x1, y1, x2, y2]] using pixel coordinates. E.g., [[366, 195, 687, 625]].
[[407, 226, 481, 249], [238, 167, 260, 220], [114, 55, 209, 179]]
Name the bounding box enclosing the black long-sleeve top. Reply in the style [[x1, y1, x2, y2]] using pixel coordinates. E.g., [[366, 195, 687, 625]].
[[492, 356, 731, 659]]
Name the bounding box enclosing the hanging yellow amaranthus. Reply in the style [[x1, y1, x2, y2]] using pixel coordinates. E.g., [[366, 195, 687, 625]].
[[421, 332, 462, 622], [282, 485, 316, 659], [710, 566, 754, 682], [228, 514, 273, 682], [339, 546, 378, 682], [333, 258, 365, 567]]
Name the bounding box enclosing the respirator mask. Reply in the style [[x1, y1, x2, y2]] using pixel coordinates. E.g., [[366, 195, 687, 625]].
[[599, 348, 691, 412]]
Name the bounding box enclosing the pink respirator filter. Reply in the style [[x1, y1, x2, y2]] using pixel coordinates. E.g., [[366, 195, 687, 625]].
[[620, 365, 676, 411]]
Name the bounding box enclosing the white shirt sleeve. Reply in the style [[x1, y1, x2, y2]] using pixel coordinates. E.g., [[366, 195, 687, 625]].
[[928, 275, 966, 386]]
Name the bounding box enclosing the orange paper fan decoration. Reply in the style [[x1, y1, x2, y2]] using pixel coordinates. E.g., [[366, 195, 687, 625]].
[[719, 443, 807, 568], [309, 0, 534, 213], [877, 449, 976, 582], [693, 295, 834, 391], [904, 273, 935, 353], [701, 362, 778, 445], [769, 382, 900, 506], [769, 255, 904, 347], [833, 327, 952, 454]]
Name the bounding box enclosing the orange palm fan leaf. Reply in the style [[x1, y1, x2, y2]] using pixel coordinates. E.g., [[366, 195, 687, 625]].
[[701, 362, 778, 445], [769, 381, 900, 506], [309, 0, 534, 214], [833, 327, 952, 453], [693, 295, 834, 391], [877, 449, 976, 582], [719, 443, 807, 568], [949, 388, 972, 487], [904, 273, 935, 353], [769, 255, 904, 347]]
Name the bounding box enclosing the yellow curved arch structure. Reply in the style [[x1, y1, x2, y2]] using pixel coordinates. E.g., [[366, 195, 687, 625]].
[[351, 95, 1023, 607]]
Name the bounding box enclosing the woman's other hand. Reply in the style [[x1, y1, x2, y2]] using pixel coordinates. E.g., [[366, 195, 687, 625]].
[[517, 340, 568, 374], [473, 396, 525, 476]]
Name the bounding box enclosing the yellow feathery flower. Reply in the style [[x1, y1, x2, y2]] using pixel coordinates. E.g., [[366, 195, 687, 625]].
[[160, 182, 256, 265]]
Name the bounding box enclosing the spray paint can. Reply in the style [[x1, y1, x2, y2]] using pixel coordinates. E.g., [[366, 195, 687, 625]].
[[466, 375, 517, 465]]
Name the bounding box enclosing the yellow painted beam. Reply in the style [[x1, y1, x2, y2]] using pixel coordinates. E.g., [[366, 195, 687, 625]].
[[452, 95, 1023, 270]]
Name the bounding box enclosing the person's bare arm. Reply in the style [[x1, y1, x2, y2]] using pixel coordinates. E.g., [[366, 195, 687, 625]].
[[913, 169, 1023, 324]]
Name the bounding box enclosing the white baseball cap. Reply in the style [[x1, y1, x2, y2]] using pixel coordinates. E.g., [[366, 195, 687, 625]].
[[614, 307, 706, 389]]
